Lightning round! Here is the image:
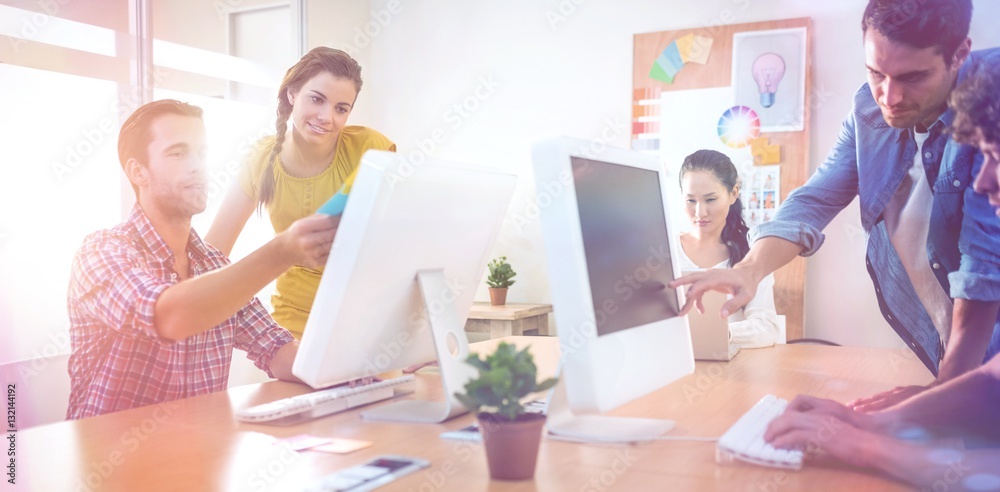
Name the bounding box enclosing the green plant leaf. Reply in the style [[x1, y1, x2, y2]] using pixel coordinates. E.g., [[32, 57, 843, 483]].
[[455, 341, 558, 417], [464, 355, 490, 372], [535, 378, 558, 392], [454, 393, 481, 412], [485, 256, 517, 288]]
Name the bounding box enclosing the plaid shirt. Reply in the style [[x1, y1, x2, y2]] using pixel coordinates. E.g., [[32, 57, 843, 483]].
[[66, 205, 293, 420]]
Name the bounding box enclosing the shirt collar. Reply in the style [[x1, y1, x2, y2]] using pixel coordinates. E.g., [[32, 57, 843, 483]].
[[895, 107, 954, 144], [894, 56, 972, 143], [128, 203, 212, 263]]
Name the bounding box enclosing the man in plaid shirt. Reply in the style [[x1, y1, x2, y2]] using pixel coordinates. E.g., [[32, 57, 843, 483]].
[[66, 100, 339, 419]]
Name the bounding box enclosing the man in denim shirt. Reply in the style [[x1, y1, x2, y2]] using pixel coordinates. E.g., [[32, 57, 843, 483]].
[[673, 0, 1000, 411], [761, 67, 1000, 487]]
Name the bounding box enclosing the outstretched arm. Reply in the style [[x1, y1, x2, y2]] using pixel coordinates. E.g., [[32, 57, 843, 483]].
[[879, 355, 1000, 441], [850, 300, 1000, 413], [766, 409, 1000, 489], [155, 214, 338, 341], [670, 237, 802, 318], [938, 299, 1000, 381], [268, 339, 303, 384]]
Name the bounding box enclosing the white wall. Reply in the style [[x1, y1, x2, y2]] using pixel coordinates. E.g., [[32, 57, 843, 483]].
[[365, 0, 1000, 347], [306, 0, 374, 126]]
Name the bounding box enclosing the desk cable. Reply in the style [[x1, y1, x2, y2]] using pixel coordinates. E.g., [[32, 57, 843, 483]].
[[545, 434, 718, 444]]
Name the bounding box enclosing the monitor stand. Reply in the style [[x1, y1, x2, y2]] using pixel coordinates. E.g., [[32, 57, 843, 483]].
[[361, 269, 476, 423], [545, 363, 675, 443]]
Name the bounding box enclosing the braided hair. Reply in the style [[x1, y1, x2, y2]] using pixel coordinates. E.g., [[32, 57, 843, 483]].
[[256, 47, 363, 213]]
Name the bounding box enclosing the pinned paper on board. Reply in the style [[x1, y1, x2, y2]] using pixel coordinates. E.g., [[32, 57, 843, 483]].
[[631, 87, 663, 154], [680, 34, 714, 65], [649, 34, 714, 84], [733, 27, 806, 131], [650, 42, 683, 83], [741, 165, 781, 230], [749, 137, 782, 165]]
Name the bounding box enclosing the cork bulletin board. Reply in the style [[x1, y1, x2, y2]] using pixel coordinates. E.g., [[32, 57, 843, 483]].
[[633, 17, 813, 340]]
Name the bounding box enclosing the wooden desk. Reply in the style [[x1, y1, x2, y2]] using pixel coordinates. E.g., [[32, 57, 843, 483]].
[[463, 302, 553, 338], [18, 338, 932, 491]]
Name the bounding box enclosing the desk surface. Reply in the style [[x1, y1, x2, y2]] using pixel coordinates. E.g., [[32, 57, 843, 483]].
[[19, 337, 932, 491]]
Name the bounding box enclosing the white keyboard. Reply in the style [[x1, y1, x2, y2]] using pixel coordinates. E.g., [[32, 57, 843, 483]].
[[716, 394, 804, 470], [236, 375, 415, 425]]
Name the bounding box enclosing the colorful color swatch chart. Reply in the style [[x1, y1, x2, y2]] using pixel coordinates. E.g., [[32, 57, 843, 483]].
[[631, 87, 662, 154], [649, 33, 714, 84], [717, 105, 760, 148]]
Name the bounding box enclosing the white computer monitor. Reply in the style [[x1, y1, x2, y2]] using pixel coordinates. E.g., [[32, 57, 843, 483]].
[[532, 136, 695, 442], [292, 150, 517, 423]]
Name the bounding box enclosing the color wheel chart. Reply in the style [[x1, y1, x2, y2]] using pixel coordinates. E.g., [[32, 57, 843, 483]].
[[717, 106, 760, 148]]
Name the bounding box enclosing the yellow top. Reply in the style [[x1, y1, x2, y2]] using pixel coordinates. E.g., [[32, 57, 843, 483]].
[[239, 125, 395, 338]]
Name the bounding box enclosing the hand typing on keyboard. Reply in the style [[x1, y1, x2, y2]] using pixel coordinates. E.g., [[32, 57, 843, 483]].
[[754, 349, 1000, 489], [716, 395, 805, 469], [763, 395, 895, 469]]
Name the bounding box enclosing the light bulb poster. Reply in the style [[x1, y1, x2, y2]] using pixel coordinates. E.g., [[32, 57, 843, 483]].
[[732, 27, 806, 132]]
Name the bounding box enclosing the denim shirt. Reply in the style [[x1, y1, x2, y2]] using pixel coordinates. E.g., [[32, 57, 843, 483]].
[[752, 48, 1000, 375]]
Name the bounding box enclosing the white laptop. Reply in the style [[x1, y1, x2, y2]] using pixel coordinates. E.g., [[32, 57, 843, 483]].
[[685, 287, 741, 361]]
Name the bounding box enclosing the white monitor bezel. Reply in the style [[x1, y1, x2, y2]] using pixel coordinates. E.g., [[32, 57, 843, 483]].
[[292, 150, 517, 394], [533, 137, 695, 414]]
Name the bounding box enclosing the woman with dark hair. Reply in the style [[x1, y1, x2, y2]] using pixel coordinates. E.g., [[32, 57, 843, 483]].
[[207, 47, 395, 340], [678, 149, 779, 347]]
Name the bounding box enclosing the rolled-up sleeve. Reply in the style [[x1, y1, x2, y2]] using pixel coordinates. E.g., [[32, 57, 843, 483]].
[[70, 236, 174, 344], [751, 220, 827, 257], [233, 298, 294, 378], [751, 109, 861, 257], [951, 157, 1000, 301]]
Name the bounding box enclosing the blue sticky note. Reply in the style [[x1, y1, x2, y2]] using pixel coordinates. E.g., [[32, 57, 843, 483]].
[[316, 190, 349, 216], [660, 42, 685, 75]]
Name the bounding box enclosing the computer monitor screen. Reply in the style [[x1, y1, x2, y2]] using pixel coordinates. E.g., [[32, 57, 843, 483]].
[[533, 137, 694, 439], [292, 151, 516, 393], [571, 157, 679, 337]]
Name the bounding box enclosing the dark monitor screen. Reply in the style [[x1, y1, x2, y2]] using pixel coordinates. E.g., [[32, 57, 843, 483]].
[[571, 156, 680, 337]]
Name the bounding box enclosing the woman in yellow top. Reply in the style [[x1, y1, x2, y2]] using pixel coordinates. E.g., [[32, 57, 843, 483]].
[[207, 47, 395, 339]]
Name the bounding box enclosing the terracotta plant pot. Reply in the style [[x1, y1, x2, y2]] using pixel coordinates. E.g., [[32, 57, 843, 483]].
[[477, 412, 546, 481], [489, 287, 508, 306]]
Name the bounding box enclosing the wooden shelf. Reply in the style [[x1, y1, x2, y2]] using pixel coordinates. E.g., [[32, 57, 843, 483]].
[[464, 302, 553, 338]]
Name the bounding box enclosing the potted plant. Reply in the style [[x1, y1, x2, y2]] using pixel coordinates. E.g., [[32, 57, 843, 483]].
[[486, 256, 516, 306], [454, 342, 558, 481]]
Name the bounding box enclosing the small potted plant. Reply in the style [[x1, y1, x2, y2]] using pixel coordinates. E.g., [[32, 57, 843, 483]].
[[454, 342, 558, 481], [486, 256, 516, 306]]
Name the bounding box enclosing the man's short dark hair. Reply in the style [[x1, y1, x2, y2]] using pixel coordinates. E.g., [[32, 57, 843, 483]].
[[950, 65, 1000, 146], [861, 0, 972, 63], [118, 99, 203, 197]]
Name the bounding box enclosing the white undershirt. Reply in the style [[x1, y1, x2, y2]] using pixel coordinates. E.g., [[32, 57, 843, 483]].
[[883, 129, 953, 344]]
